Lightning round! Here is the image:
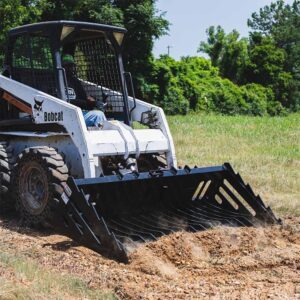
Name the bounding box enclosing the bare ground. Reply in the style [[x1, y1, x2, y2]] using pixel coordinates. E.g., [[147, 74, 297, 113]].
[[0, 216, 299, 299]]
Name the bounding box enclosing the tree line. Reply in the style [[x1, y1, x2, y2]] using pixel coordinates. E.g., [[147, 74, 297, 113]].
[[0, 0, 299, 115], [197, 0, 300, 115]]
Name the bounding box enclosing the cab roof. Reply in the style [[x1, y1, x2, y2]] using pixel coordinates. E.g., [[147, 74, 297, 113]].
[[8, 20, 127, 36]]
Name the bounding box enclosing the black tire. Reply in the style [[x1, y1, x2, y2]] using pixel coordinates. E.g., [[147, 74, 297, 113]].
[[13, 147, 69, 226], [0, 142, 14, 212]]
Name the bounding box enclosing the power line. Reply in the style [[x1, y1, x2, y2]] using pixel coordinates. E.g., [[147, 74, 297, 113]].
[[167, 45, 173, 56]]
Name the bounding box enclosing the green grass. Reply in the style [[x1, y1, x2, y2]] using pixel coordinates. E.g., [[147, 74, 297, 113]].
[[0, 250, 116, 300], [168, 113, 300, 216]]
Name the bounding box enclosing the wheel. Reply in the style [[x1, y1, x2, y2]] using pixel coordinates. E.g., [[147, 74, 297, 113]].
[[0, 142, 14, 212], [13, 147, 69, 226]]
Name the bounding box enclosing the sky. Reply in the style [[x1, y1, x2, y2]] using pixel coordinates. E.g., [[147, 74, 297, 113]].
[[153, 0, 294, 59]]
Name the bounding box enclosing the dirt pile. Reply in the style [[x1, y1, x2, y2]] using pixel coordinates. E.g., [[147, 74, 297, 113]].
[[0, 217, 299, 299]]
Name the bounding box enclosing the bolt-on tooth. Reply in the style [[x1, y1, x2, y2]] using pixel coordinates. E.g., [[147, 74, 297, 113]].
[[116, 170, 124, 179], [223, 162, 234, 174], [236, 173, 244, 184], [246, 184, 255, 196], [170, 166, 178, 174], [149, 169, 164, 177], [256, 194, 265, 206], [184, 165, 191, 173]]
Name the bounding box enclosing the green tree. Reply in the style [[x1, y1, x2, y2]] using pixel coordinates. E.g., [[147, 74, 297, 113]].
[[0, 0, 41, 66], [247, 0, 287, 34], [219, 31, 249, 84], [247, 35, 287, 84], [38, 0, 123, 26], [199, 26, 249, 84], [115, 0, 169, 98], [198, 26, 226, 66], [247, 35, 293, 107], [248, 0, 300, 109]]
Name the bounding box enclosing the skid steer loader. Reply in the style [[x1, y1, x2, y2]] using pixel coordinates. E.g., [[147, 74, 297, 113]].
[[0, 21, 280, 262]]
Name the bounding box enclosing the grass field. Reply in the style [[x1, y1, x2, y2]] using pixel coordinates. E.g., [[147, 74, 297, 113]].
[[0, 113, 299, 299], [168, 113, 300, 216]]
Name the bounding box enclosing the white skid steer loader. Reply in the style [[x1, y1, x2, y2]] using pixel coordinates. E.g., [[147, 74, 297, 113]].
[[0, 21, 280, 262]]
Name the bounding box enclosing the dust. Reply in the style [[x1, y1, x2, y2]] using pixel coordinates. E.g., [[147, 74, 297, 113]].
[[122, 238, 141, 254], [156, 214, 188, 231], [185, 235, 210, 262], [130, 246, 179, 279]]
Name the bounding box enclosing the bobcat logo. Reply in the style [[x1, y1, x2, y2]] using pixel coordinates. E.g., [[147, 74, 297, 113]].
[[34, 98, 44, 111]]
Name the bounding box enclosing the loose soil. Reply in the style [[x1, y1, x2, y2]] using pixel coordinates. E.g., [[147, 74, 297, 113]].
[[0, 217, 299, 299]]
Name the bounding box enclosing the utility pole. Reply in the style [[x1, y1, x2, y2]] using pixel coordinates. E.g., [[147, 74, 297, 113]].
[[167, 45, 173, 56]]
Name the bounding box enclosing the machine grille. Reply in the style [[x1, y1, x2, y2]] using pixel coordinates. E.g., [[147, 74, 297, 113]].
[[73, 36, 125, 119]]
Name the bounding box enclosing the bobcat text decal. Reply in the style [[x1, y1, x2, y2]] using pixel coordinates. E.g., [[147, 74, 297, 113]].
[[44, 111, 64, 122]]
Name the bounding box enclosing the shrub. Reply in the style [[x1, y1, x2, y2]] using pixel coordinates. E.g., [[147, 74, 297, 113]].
[[241, 84, 269, 115], [145, 55, 284, 115], [158, 81, 189, 115]]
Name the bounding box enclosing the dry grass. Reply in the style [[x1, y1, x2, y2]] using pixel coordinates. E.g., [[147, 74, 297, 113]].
[[168, 113, 300, 217]]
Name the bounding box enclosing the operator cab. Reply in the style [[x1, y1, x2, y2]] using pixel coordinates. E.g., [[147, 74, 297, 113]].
[[1, 21, 131, 125]]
